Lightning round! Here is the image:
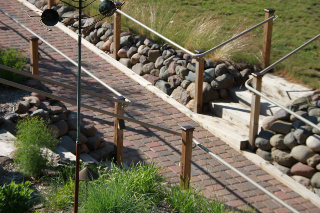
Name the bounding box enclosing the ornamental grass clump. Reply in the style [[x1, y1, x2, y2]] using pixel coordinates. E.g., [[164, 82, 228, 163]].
[[14, 116, 59, 178]]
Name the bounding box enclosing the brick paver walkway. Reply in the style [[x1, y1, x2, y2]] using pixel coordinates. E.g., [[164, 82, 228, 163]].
[[1, 1, 319, 212]]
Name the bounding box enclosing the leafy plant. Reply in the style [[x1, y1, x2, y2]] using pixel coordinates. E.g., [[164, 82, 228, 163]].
[[0, 180, 34, 213], [14, 116, 59, 177], [0, 48, 27, 85]]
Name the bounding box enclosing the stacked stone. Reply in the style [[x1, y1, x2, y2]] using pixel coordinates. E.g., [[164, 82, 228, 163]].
[[0, 80, 113, 162], [256, 91, 320, 195], [30, 1, 260, 110]]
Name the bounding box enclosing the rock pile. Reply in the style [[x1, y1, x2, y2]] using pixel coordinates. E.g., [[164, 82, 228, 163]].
[[0, 80, 113, 162], [30, 0, 261, 111], [256, 91, 320, 195]]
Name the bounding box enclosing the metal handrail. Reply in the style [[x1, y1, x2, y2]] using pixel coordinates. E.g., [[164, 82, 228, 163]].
[[0, 77, 181, 136], [245, 33, 320, 131], [0, 64, 129, 105], [117, 9, 277, 58], [0, 7, 131, 105]]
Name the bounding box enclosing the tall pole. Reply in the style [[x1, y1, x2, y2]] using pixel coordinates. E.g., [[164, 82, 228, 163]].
[[74, 0, 82, 212]]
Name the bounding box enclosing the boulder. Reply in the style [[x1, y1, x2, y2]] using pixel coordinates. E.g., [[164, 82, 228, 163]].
[[102, 40, 112, 51], [311, 172, 320, 188], [81, 124, 97, 138], [307, 154, 320, 167], [67, 130, 88, 144], [187, 62, 196, 72], [48, 105, 63, 115], [119, 58, 132, 68], [54, 120, 69, 137], [155, 80, 173, 95], [159, 67, 170, 81], [155, 56, 164, 69], [291, 162, 316, 178], [204, 60, 217, 69], [175, 65, 189, 79], [306, 134, 320, 152], [86, 136, 102, 151], [148, 50, 161, 63], [67, 112, 77, 130], [89, 143, 114, 162], [117, 46, 129, 58], [211, 73, 234, 89], [127, 46, 138, 59], [262, 116, 277, 130], [59, 136, 76, 154], [130, 53, 142, 65], [168, 75, 182, 89], [284, 132, 298, 149], [143, 74, 160, 85], [185, 71, 196, 82], [186, 99, 195, 111], [256, 149, 273, 161], [273, 109, 291, 121], [170, 86, 191, 105], [270, 134, 288, 150], [291, 145, 315, 163], [203, 68, 215, 82], [139, 55, 149, 64], [15, 101, 30, 114], [294, 125, 312, 144], [23, 96, 40, 107], [308, 108, 320, 117], [291, 176, 311, 188], [269, 121, 292, 135], [214, 63, 229, 76], [271, 149, 297, 167], [142, 62, 155, 75], [181, 80, 191, 89], [255, 130, 275, 151], [132, 63, 143, 75]]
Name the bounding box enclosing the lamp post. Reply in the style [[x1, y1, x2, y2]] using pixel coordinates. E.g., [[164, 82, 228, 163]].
[[40, 1, 122, 212]]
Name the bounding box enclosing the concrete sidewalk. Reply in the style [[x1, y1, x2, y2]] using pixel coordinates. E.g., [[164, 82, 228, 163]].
[[0, 0, 319, 212]]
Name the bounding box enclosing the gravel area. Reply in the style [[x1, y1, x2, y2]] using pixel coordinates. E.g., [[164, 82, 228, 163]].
[[0, 85, 31, 117]]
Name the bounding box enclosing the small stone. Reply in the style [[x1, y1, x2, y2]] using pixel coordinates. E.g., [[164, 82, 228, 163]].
[[306, 134, 320, 152], [168, 75, 182, 89], [119, 58, 132, 68], [270, 134, 288, 150], [284, 132, 298, 149], [132, 63, 143, 75], [262, 116, 277, 130], [127, 46, 138, 59], [143, 74, 160, 85], [271, 149, 297, 167], [80, 124, 97, 138], [214, 63, 229, 76], [273, 162, 291, 175], [294, 125, 312, 144], [186, 99, 195, 111], [170, 86, 191, 105], [255, 130, 275, 151], [48, 124, 59, 138], [67, 130, 88, 144], [273, 109, 291, 121], [155, 80, 173, 95], [148, 50, 161, 63], [290, 111, 308, 122], [307, 154, 320, 167], [155, 56, 164, 69], [291, 162, 315, 178], [269, 121, 292, 135], [291, 175, 311, 188], [311, 172, 320, 188], [211, 73, 234, 89], [23, 96, 40, 107], [291, 145, 315, 163], [86, 136, 101, 151], [181, 80, 191, 89], [308, 108, 320, 117], [256, 148, 273, 161], [117, 46, 129, 58], [54, 120, 69, 137], [49, 105, 63, 115]]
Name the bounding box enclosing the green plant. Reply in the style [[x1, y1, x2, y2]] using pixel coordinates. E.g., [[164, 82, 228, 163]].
[[167, 185, 227, 213], [0, 180, 34, 213], [14, 116, 59, 177], [0, 48, 27, 85], [81, 162, 165, 213]]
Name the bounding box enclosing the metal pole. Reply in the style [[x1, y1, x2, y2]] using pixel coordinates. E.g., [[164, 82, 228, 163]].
[[74, 0, 82, 212]]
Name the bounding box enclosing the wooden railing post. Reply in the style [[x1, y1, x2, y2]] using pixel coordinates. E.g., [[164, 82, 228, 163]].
[[180, 126, 194, 188], [30, 37, 39, 75], [114, 96, 125, 166], [262, 8, 275, 69], [248, 73, 263, 151], [113, 2, 122, 60], [194, 50, 205, 113], [47, 0, 55, 9]]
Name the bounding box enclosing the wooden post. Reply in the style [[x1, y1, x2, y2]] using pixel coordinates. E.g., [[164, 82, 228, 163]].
[[180, 126, 194, 188], [113, 2, 122, 60], [47, 0, 55, 9], [194, 50, 205, 113], [262, 9, 275, 69], [248, 73, 263, 151], [30, 37, 39, 75], [114, 96, 125, 166]]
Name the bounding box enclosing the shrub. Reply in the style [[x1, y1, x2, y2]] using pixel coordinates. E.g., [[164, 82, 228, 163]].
[[14, 116, 59, 177], [0, 181, 34, 213], [0, 48, 27, 85]]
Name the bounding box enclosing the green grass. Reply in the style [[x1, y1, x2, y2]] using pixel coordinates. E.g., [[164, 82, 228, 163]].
[[62, 0, 320, 88], [41, 162, 238, 213]]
